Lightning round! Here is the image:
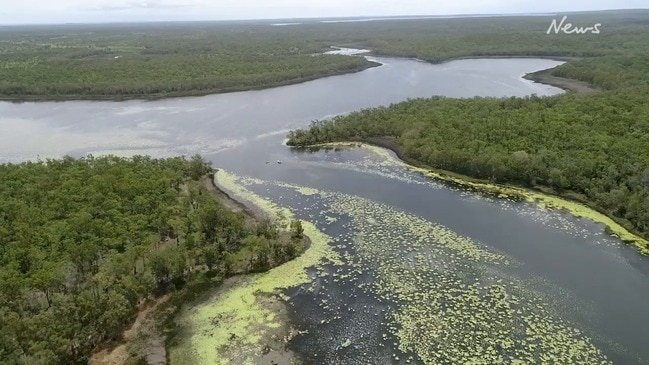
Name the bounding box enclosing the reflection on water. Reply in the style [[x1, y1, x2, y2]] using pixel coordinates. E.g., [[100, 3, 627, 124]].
[[0, 57, 562, 163]]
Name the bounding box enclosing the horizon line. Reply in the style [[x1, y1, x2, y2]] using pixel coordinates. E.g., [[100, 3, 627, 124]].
[[0, 8, 646, 27]]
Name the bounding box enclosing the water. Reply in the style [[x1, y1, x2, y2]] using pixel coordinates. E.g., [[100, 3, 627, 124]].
[[214, 138, 649, 364], [2, 56, 648, 364], [0, 57, 559, 163]]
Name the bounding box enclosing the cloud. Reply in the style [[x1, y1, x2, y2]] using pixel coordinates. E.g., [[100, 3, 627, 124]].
[[93, 0, 196, 11], [0, 0, 647, 25]]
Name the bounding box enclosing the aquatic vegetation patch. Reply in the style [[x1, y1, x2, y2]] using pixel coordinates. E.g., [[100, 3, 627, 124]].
[[317, 142, 649, 254], [178, 166, 615, 364], [321, 191, 611, 364], [170, 170, 340, 365], [251, 178, 611, 364]]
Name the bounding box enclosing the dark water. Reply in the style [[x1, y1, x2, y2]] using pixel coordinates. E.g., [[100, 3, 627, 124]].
[[214, 137, 649, 364], [2, 56, 648, 364]]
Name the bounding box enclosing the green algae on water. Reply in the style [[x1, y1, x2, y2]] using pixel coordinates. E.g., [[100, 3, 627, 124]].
[[314, 142, 649, 254], [169, 170, 340, 365], [253, 177, 611, 364], [177, 166, 614, 364], [321, 189, 611, 364]]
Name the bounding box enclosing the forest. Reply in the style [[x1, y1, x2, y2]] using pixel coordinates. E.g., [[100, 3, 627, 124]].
[[287, 12, 649, 243], [0, 156, 304, 364], [0, 23, 372, 100], [2, 10, 649, 100], [3, 9, 649, 363], [285, 10, 649, 244]]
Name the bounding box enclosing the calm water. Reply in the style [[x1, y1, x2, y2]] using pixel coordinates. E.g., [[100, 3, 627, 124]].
[[0, 57, 559, 163], [214, 138, 649, 364], [2, 56, 648, 364]]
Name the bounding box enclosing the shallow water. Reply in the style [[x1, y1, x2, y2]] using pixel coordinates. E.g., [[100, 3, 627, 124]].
[[3, 56, 648, 364], [213, 141, 649, 364]]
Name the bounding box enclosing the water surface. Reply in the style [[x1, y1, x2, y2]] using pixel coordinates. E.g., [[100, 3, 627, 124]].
[[3, 56, 647, 364], [0, 57, 560, 162], [213, 138, 649, 364]]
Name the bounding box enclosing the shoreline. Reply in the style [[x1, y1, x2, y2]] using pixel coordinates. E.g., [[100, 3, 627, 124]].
[[91, 173, 316, 365], [523, 67, 599, 94], [367, 52, 579, 64], [0, 52, 593, 102], [202, 172, 268, 221], [165, 169, 340, 365], [0, 61, 381, 103], [361, 50, 594, 94], [301, 139, 649, 255]]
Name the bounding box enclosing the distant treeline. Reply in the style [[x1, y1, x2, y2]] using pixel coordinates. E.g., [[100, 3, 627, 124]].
[[2, 10, 649, 99], [0, 24, 370, 99]]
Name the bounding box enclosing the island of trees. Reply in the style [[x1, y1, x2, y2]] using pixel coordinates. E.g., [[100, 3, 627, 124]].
[[0, 155, 305, 364]]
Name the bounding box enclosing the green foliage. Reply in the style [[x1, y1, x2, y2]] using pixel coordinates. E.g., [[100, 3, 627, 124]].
[[0, 155, 296, 364], [290, 220, 304, 239], [285, 10, 649, 242], [0, 23, 370, 99], [255, 219, 280, 240], [3, 10, 649, 99], [344, 11, 649, 62], [288, 92, 649, 240]]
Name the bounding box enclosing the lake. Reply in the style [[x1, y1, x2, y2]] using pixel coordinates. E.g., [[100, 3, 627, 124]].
[[0, 57, 559, 163], [2, 56, 648, 364]]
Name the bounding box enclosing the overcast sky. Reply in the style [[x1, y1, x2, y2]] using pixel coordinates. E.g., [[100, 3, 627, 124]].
[[0, 0, 647, 25]]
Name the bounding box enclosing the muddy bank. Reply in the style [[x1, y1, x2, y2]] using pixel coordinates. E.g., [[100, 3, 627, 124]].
[[201, 173, 267, 220], [524, 67, 599, 94]]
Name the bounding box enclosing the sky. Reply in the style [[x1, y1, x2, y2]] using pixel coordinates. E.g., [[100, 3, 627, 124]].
[[0, 0, 647, 25]]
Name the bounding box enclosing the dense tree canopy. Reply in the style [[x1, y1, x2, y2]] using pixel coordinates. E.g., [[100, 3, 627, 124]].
[[2, 10, 649, 99], [288, 96, 649, 245], [0, 23, 372, 99], [0, 156, 301, 364]]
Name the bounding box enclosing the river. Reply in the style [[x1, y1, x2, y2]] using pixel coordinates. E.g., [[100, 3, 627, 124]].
[[2, 56, 648, 364]]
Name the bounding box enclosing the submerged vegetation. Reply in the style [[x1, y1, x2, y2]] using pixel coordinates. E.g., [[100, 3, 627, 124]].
[[0, 156, 304, 364], [217, 175, 615, 364]]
